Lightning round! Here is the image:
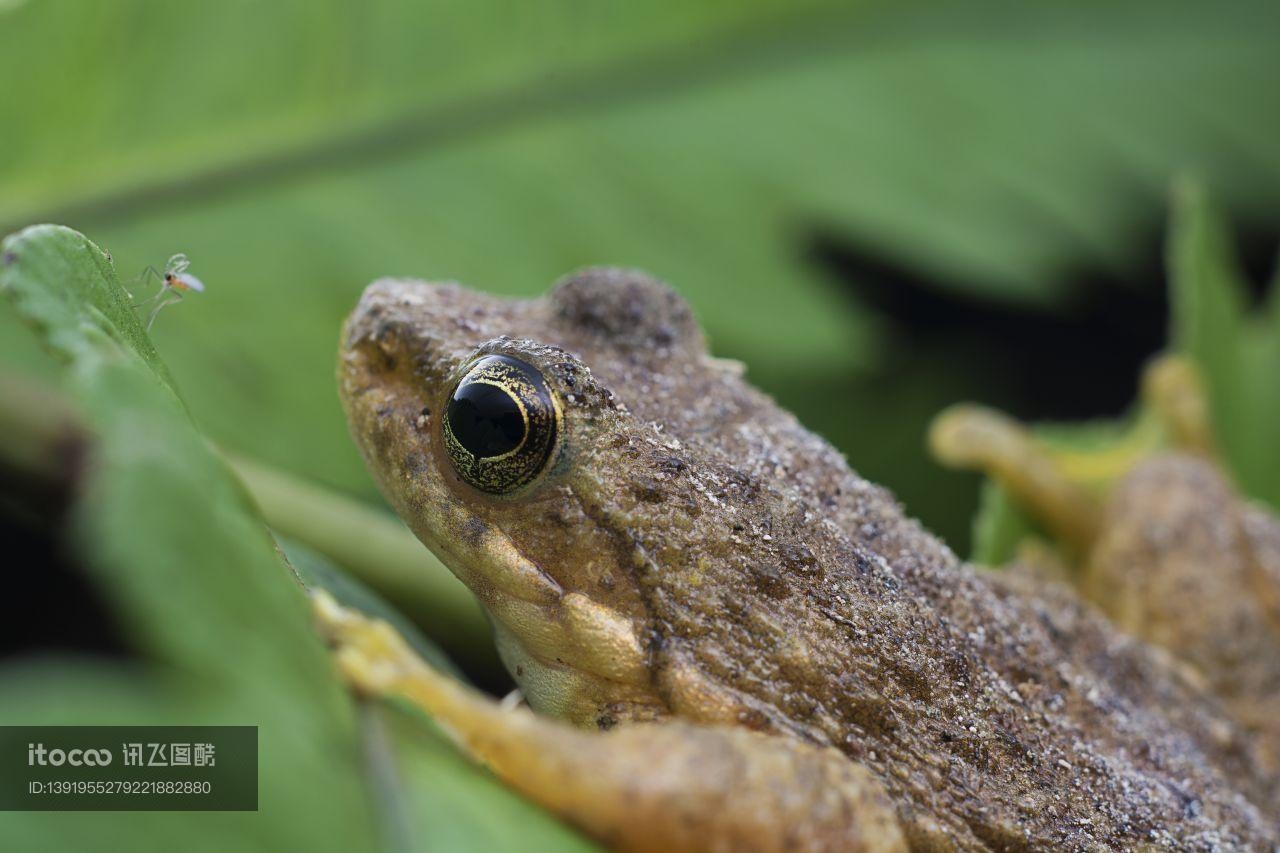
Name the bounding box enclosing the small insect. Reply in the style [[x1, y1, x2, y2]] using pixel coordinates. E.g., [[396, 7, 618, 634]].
[[134, 253, 205, 330]]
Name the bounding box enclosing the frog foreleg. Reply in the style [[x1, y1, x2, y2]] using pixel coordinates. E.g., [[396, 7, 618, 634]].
[[313, 592, 906, 853], [929, 354, 1216, 558], [929, 404, 1101, 553]]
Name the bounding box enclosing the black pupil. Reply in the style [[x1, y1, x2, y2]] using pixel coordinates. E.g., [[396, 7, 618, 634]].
[[447, 382, 526, 458]]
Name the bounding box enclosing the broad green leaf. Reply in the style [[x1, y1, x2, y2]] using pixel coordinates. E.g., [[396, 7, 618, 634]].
[[0, 225, 593, 852], [0, 225, 375, 850], [1169, 180, 1280, 510]]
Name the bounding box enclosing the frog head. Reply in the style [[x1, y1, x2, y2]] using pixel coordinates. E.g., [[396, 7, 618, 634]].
[[338, 270, 707, 726]]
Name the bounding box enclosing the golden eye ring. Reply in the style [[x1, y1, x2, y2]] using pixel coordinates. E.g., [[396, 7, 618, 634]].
[[442, 354, 560, 494]]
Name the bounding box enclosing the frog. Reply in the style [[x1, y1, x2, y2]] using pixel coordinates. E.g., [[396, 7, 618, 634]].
[[323, 266, 1280, 851]]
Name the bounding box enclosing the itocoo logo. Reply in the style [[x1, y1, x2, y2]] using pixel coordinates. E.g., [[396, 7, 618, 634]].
[[27, 743, 112, 766]]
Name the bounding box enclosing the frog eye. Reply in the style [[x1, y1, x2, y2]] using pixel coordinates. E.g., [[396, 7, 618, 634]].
[[442, 354, 560, 495]]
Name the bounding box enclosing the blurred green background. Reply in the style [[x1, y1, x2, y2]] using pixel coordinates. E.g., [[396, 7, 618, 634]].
[[3, 0, 1278, 552], [1, 0, 1279, 849]]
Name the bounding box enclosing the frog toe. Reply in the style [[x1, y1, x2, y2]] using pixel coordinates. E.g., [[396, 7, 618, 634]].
[[929, 404, 1100, 554], [311, 590, 417, 696], [929, 354, 1219, 561]]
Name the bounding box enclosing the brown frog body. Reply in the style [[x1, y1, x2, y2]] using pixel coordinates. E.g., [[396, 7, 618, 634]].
[[330, 268, 1280, 850]]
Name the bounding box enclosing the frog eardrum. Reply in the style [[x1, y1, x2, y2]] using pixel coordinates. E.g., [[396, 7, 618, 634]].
[[442, 354, 560, 494]]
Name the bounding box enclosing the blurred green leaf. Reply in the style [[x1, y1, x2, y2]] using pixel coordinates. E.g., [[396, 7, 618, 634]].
[[283, 541, 599, 852], [1169, 180, 1280, 511], [373, 699, 598, 853], [0, 224, 376, 850], [233, 455, 493, 667], [281, 536, 465, 679], [0, 225, 594, 852], [969, 479, 1033, 566]]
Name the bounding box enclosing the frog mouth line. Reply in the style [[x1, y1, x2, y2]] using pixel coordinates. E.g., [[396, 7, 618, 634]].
[[441, 514, 564, 607]]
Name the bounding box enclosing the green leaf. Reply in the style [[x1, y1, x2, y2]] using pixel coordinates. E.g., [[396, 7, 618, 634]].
[[1169, 179, 1280, 510], [281, 536, 465, 679], [0, 225, 594, 852], [0, 224, 174, 387], [0, 224, 376, 849], [373, 700, 598, 853], [233, 455, 494, 667], [969, 479, 1034, 567]]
